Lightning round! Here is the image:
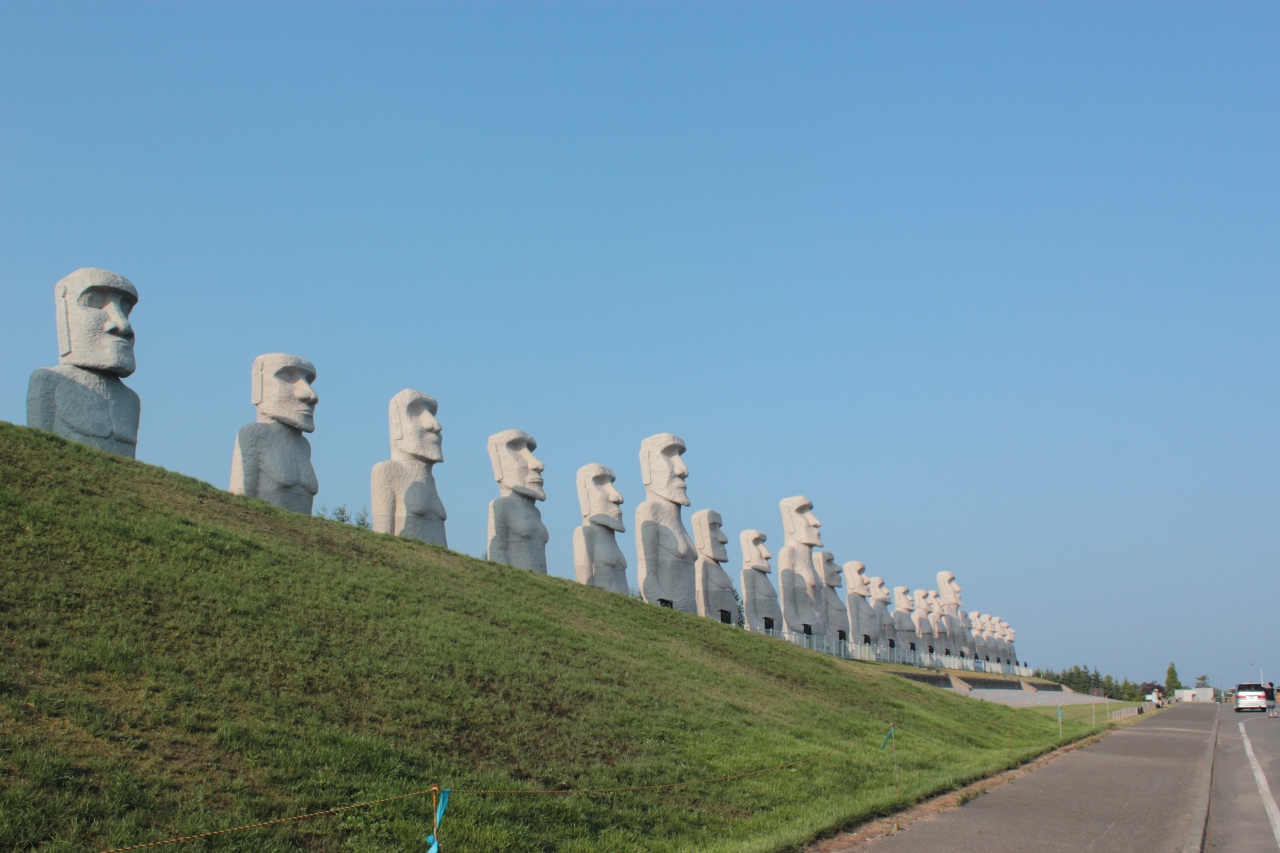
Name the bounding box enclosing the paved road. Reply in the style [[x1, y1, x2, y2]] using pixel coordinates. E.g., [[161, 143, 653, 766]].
[[863, 702, 1219, 852], [1205, 708, 1280, 852]]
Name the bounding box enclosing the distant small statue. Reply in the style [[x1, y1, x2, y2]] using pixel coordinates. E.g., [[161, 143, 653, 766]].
[[635, 433, 696, 612], [869, 576, 895, 651], [912, 590, 936, 653], [1005, 624, 1018, 664], [693, 509, 737, 624], [969, 611, 990, 661], [891, 586, 917, 652], [572, 463, 628, 593], [937, 571, 970, 657], [926, 590, 950, 654], [28, 268, 141, 457], [816, 551, 849, 643], [486, 429, 549, 573], [370, 389, 447, 546], [230, 353, 319, 514], [845, 562, 879, 646], [740, 530, 782, 633], [778, 496, 825, 636]]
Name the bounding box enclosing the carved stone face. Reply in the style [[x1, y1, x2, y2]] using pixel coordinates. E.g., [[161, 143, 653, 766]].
[[488, 429, 545, 500], [692, 509, 729, 563], [979, 614, 994, 634], [577, 463, 624, 531], [937, 571, 962, 607], [893, 586, 913, 611], [969, 611, 983, 631], [740, 529, 771, 573], [816, 551, 842, 588], [253, 353, 318, 432], [390, 389, 442, 462], [640, 433, 689, 506], [779, 496, 822, 548], [869, 576, 890, 604], [912, 590, 931, 613], [56, 268, 138, 376], [845, 561, 870, 596]]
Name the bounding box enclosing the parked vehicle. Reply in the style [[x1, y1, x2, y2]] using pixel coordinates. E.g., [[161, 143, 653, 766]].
[[1235, 683, 1267, 712]]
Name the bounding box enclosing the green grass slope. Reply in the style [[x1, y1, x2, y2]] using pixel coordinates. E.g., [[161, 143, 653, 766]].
[[0, 423, 1096, 853]]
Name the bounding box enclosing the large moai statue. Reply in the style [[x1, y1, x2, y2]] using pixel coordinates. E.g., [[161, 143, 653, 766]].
[[816, 551, 849, 643], [869, 576, 895, 650], [969, 611, 990, 661], [370, 389, 447, 546], [891, 586, 917, 652], [693, 509, 737, 624], [572, 464, 628, 593], [635, 433, 696, 613], [936, 571, 971, 657], [230, 353, 319, 514], [845, 562, 879, 647], [28, 268, 141, 457], [778, 496, 825, 636], [486, 429, 549, 573], [740, 530, 782, 633], [912, 590, 936, 653]]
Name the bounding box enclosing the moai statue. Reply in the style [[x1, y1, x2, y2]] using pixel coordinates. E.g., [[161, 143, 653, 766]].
[[635, 433, 696, 613], [995, 618, 1013, 663], [777, 496, 825, 637], [845, 562, 879, 647], [230, 353, 319, 514], [926, 590, 951, 655], [572, 464, 628, 593], [27, 268, 141, 457], [486, 429, 549, 573], [979, 613, 998, 661], [937, 571, 971, 657], [869, 576, 896, 650], [370, 389, 447, 546], [969, 611, 990, 661], [891, 586, 917, 652], [912, 590, 936, 653], [1005, 624, 1018, 664], [740, 530, 782, 633], [816, 552, 849, 643], [693, 510, 737, 624]]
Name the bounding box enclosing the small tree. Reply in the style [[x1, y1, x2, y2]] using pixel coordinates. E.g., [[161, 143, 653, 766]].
[[1194, 674, 1211, 689], [1165, 663, 1183, 695], [330, 504, 351, 524], [354, 506, 371, 530]]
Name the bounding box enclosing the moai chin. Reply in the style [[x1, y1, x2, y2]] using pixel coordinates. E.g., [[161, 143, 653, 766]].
[[740, 530, 782, 633], [777, 496, 825, 636], [634, 433, 696, 613], [486, 429, 548, 573], [845, 561, 880, 647], [693, 509, 737, 624], [572, 463, 628, 594], [370, 389, 447, 546], [27, 268, 141, 457], [816, 551, 849, 643], [229, 353, 319, 514]]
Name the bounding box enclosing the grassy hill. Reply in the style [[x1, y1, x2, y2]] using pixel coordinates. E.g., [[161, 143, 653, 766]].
[[0, 422, 1094, 853]]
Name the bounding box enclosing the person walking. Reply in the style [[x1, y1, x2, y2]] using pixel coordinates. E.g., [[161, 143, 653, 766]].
[[1266, 682, 1276, 718]]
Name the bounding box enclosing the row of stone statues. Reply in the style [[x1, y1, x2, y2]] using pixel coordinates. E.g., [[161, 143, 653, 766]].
[[24, 268, 1018, 664]]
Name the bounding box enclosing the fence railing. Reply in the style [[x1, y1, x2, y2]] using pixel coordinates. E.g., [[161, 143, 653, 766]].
[[759, 629, 1034, 678]]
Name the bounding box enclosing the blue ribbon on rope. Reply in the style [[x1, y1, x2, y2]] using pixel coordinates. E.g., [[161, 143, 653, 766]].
[[425, 789, 450, 853], [881, 725, 895, 749]]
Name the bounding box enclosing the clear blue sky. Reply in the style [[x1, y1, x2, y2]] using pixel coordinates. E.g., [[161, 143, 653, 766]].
[[2, 2, 1276, 688]]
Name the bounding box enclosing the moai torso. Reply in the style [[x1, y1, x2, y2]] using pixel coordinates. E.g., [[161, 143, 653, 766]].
[[848, 591, 878, 645], [635, 500, 696, 612], [823, 585, 850, 641], [696, 556, 738, 624], [488, 493, 549, 573], [778, 543, 824, 635], [574, 523, 628, 594], [371, 459, 447, 546], [741, 568, 783, 632], [231, 422, 319, 515], [27, 365, 140, 457]]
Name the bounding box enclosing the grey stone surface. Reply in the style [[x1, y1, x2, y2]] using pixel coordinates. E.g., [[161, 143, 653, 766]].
[[486, 429, 548, 573], [635, 433, 696, 613], [371, 389, 447, 546], [846, 562, 879, 646], [869, 575, 896, 650], [229, 353, 319, 515], [778, 496, 824, 636], [740, 529, 782, 633], [911, 589, 936, 652], [693, 509, 737, 623], [816, 551, 849, 641], [891, 586, 917, 651], [572, 463, 628, 594], [27, 268, 140, 457]]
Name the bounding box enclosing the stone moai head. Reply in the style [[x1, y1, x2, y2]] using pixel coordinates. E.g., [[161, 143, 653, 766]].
[[998, 619, 1011, 638], [979, 613, 994, 633], [969, 611, 983, 630], [869, 576, 891, 604], [577, 463, 624, 531], [937, 571, 962, 607], [893, 586, 913, 611], [925, 590, 942, 614], [389, 389, 442, 462], [816, 551, 843, 588], [55, 268, 138, 376], [488, 429, 545, 500], [741, 529, 771, 573], [692, 509, 729, 564], [779, 496, 822, 548], [639, 433, 690, 506], [252, 353, 318, 432], [845, 561, 871, 596], [913, 590, 932, 613]]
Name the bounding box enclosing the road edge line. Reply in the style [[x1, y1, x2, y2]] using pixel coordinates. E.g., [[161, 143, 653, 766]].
[[1239, 717, 1280, 850], [1178, 704, 1220, 853]]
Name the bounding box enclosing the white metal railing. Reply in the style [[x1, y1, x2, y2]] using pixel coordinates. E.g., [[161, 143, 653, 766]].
[[759, 629, 1033, 678]]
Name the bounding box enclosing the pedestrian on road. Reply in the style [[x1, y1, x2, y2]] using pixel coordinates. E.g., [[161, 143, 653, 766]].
[[1266, 682, 1276, 718]]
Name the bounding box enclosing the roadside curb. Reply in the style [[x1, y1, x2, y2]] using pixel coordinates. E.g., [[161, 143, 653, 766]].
[[1179, 705, 1221, 853]]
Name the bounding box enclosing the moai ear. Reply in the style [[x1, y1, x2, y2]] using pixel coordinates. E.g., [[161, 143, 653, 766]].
[[487, 435, 507, 483], [640, 449, 653, 486], [56, 284, 71, 357], [391, 404, 404, 442], [251, 359, 264, 405]]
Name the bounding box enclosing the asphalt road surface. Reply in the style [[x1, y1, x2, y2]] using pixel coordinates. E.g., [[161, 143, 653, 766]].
[[863, 702, 1220, 852], [1205, 706, 1280, 852]]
